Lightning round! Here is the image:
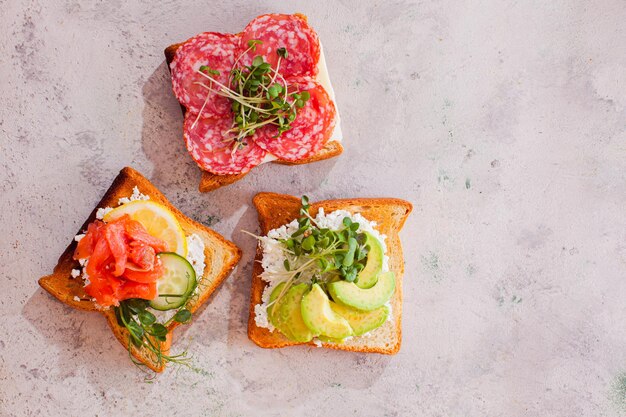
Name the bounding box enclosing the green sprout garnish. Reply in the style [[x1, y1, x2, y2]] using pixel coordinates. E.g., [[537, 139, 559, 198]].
[[198, 65, 220, 77], [193, 39, 310, 154], [115, 298, 193, 373], [244, 196, 371, 309]]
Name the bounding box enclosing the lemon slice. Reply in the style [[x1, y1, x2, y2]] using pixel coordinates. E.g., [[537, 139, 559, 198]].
[[103, 200, 187, 257]]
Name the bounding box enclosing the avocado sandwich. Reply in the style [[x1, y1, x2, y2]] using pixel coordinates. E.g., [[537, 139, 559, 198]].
[[247, 192, 412, 354]]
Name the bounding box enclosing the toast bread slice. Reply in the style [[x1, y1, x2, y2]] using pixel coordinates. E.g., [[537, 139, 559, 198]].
[[247, 192, 412, 354], [164, 32, 344, 193], [38, 167, 242, 372]]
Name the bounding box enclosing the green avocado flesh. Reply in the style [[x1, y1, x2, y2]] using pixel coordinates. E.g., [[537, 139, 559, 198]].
[[317, 335, 348, 344], [330, 302, 389, 336], [301, 284, 353, 339], [269, 283, 315, 342], [328, 271, 395, 311], [355, 232, 384, 289], [267, 282, 286, 327]]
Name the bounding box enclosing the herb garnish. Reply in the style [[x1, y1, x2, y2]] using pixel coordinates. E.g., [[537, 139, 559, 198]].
[[115, 298, 193, 370], [246, 196, 371, 308], [194, 39, 310, 153]]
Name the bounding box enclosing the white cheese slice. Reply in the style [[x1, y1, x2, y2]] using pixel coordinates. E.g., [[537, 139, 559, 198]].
[[316, 43, 342, 143], [260, 42, 341, 164]]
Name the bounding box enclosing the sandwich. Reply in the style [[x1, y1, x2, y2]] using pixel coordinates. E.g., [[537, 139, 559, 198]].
[[247, 193, 412, 353], [38, 167, 241, 372], [165, 13, 343, 192]]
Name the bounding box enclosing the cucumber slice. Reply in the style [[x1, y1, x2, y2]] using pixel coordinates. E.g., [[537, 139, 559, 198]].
[[149, 252, 196, 311]]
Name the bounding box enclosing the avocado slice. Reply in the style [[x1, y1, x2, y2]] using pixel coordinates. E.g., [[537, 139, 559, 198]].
[[328, 271, 395, 311], [267, 282, 286, 328], [317, 335, 349, 344], [301, 284, 353, 339], [270, 283, 316, 342], [355, 232, 384, 289], [330, 302, 389, 336]]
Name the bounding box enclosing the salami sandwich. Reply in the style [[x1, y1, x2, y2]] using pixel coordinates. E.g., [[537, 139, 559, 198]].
[[165, 14, 343, 192]]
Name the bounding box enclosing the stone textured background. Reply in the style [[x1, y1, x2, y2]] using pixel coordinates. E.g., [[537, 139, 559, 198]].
[[1, 0, 625, 416]]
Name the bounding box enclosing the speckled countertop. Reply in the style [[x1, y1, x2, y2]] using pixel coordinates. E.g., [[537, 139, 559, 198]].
[[1, 1, 625, 416]]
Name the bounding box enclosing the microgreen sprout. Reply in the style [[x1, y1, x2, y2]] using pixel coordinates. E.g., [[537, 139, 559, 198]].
[[198, 65, 220, 77], [245, 196, 371, 309], [193, 40, 310, 154]]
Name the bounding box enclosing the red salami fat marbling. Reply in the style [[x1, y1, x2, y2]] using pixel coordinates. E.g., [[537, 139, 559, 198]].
[[171, 32, 239, 117], [240, 14, 320, 77], [253, 78, 336, 162], [183, 113, 267, 175]]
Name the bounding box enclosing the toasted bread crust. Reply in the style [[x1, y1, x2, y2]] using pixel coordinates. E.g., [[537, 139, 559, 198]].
[[199, 172, 249, 193], [247, 193, 412, 354], [165, 33, 343, 192], [38, 167, 241, 372]]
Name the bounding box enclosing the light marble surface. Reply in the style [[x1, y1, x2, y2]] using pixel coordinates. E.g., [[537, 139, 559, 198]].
[[1, 1, 625, 416]]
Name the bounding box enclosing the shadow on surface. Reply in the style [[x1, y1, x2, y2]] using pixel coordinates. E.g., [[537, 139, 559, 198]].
[[22, 289, 141, 381], [139, 61, 199, 191]]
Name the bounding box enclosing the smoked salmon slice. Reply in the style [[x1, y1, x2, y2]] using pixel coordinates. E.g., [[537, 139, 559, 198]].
[[73, 215, 167, 307]]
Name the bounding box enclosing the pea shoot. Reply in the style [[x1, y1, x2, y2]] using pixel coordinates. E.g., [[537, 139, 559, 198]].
[[193, 39, 310, 154]]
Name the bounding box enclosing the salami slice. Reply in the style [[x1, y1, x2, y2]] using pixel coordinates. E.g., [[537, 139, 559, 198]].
[[170, 32, 239, 117], [253, 78, 336, 162], [240, 14, 320, 77], [183, 113, 267, 175]]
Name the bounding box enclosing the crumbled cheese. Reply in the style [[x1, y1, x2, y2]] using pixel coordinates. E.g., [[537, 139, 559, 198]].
[[254, 209, 391, 332], [82, 268, 90, 287], [117, 186, 150, 205], [255, 302, 273, 331], [74, 234, 85, 242], [94, 187, 150, 220], [73, 296, 81, 302], [385, 301, 394, 324], [78, 258, 87, 266], [95, 207, 113, 220], [185, 234, 206, 283], [70, 269, 81, 278]]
